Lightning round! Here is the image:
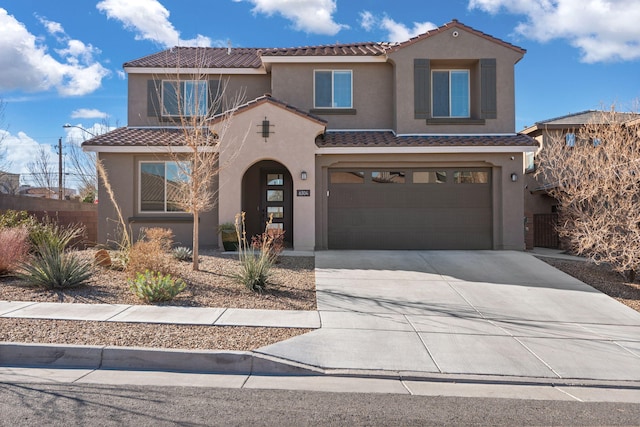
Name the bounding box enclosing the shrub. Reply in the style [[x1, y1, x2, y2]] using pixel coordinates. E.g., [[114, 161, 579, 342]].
[[126, 228, 174, 277], [128, 270, 186, 303], [0, 210, 37, 229], [30, 218, 85, 254], [172, 246, 193, 261], [233, 212, 275, 292], [17, 245, 92, 289], [0, 227, 30, 275], [251, 229, 285, 263]]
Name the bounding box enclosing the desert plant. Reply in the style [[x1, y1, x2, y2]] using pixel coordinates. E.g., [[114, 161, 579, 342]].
[[128, 270, 186, 303], [251, 228, 285, 262], [30, 218, 85, 254], [0, 227, 30, 275], [17, 245, 92, 289], [126, 228, 174, 277], [233, 212, 275, 292], [172, 246, 193, 261], [0, 210, 37, 230]]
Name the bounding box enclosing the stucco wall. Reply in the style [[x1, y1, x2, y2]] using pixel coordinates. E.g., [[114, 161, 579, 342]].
[[270, 62, 394, 130], [388, 26, 523, 134], [315, 152, 526, 250], [216, 101, 325, 251], [128, 73, 271, 127], [97, 152, 218, 248]]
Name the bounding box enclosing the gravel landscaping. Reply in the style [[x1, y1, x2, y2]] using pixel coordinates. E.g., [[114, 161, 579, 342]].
[[0, 249, 315, 351], [539, 257, 640, 313]]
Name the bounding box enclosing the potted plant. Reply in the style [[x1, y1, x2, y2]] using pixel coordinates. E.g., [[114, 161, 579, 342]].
[[218, 222, 238, 251]]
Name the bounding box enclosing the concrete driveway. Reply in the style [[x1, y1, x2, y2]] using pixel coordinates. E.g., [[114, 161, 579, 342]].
[[257, 251, 640, 381]]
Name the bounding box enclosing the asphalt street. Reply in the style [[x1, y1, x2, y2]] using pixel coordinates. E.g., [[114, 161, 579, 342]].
[[2, 382, 640, 426]]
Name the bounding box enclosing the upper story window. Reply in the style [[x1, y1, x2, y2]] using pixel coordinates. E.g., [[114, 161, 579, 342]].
[[162, 80, 208, 117], [139, 161, 190, 212], [432, 70, 470, 118], [565, 133, 576, 147], [314, 70, 352, 108]]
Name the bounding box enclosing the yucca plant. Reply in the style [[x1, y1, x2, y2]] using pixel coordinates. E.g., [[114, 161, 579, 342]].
[[129, 270, 186, 303], [18, 245, 92, 289], [233, 212, 274, 292]]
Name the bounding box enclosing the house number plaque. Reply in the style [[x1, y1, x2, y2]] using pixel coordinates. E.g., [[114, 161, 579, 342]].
[[297, 190, 311, 197]]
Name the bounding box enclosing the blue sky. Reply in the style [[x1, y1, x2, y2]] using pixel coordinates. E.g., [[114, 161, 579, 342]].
[[1, 0, 639, 189]]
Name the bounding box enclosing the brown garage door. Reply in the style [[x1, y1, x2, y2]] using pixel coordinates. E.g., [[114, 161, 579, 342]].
[[328, 168, 492, 249]]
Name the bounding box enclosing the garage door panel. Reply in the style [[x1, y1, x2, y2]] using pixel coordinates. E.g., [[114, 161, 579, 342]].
[[328, 168, 492, 249]]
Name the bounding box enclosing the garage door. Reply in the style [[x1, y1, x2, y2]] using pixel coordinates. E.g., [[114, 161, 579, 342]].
[[328, 168, 492, 249]]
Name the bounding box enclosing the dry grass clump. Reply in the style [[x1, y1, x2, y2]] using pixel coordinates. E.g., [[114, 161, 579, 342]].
[[0, 227, 30, 275], [126, 227, 175, 278]]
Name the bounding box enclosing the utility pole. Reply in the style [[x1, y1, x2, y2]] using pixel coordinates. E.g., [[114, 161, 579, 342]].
[[58, 137, 63, 200]]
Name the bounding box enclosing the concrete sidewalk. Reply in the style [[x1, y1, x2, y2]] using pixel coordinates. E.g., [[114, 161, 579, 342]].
[[2, 250, 640, 394]]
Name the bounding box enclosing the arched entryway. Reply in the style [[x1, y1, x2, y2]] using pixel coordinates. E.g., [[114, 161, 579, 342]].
[[241, 160, 293, 246]]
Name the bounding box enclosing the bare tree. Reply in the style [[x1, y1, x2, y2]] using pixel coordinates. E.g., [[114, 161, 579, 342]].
[[154, 50, 246, 270], [535, 107, 640, 280], [26, 146, 56, 198]]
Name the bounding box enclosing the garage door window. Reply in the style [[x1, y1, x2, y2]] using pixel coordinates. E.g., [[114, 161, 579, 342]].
[[330, 171, 364, 184], [372, 171, 405, 184], [453, 171, 489, 184], [413, 171, 446, 184]]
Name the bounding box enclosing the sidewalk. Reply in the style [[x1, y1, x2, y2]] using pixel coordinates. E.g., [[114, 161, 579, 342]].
[[2, 250, 640, 400]]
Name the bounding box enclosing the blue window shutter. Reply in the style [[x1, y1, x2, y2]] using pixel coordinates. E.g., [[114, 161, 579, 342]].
[[414, 59, 430, 119], [480, 58, 497, 119]]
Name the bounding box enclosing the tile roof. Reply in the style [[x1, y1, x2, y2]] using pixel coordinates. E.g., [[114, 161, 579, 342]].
[[124, 47, 263, 68], [81, 127, 207, 148], [535, 110, 640, 126], [123, 20, 524, 69], [82, 96, 326, 148], [260, 42, 394, 57], [209, 94, 327, 126], [315, 131, 537, 148]]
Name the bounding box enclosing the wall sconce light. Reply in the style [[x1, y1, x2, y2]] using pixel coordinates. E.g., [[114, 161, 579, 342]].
[[300, 171, 307, 180], [510, 173, 518, 182]]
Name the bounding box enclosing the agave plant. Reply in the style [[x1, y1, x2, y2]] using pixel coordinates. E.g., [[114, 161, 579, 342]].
[[172, 246, 193, 262]]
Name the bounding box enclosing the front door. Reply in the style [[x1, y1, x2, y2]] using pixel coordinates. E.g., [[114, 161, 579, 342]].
[[260, 168, 293, 246]]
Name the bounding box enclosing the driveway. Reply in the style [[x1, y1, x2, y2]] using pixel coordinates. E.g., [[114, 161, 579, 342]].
[[257, 251, 640, 381]]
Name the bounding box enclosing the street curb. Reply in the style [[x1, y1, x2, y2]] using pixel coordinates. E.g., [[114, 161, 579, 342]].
[[0, 342, 322, 376], [2, 342, 640, 391]]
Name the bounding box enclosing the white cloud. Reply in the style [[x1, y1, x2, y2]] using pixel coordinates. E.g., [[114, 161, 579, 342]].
[[96, 0, 212, 47], [235, 0, 347, 35], [63, 122, 115, 146], [0, 130, 56, 181], [71, 109, 108, 119], [36, 15, 64, 37], [359, 10, 375, 31], [469, 0, 640, 62], [0, 8, 110, 96], [358, 11, 436, 42], [380, 16, 437, 43]]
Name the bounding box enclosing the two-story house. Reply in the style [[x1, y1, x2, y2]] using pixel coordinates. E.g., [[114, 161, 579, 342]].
[[83, 20, 536, 251]]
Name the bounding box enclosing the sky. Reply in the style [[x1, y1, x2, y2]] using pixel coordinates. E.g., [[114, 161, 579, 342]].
[[1, 0, 639, 189]]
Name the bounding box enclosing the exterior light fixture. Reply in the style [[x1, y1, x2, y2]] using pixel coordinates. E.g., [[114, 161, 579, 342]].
[[300, 171, 307, 180], [510, 173, 518, 182]]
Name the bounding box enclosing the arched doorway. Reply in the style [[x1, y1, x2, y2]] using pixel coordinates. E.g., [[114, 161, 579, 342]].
[[241, 160, 293, 246]]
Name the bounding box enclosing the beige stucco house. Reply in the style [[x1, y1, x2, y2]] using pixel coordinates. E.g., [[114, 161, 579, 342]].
[[83, 20, 536, 251]]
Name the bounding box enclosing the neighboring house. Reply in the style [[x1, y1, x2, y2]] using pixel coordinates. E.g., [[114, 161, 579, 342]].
[[522, 110, 640, 248], [17, 185, 76, 199], [0, 171, 20, 195], [83, 20, 536, 251]]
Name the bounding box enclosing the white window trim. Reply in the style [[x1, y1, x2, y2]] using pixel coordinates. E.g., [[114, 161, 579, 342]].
[[138, 160, 188, 213], [431, 69, 470, 119], [313, 69, 353, 109], [161, 80, 208, 118]]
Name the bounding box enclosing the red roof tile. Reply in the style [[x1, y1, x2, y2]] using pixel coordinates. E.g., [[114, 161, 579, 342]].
[[82, 127, 206, 148], [124, 47, 263, 68], [260, 42, 393, 57], [315, 131, 537, 148]]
